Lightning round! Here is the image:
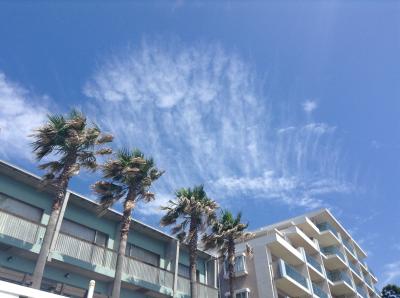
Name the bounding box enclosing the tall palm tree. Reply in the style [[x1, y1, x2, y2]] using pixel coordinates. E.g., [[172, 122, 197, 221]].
[[160, 185, 218, 298], [30, 110, 113, 289], [202, 210, 252, 298], [92, 149, 164, 298]]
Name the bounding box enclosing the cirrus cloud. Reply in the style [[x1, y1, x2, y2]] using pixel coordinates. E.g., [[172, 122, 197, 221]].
[[84, 41, 353, 215]]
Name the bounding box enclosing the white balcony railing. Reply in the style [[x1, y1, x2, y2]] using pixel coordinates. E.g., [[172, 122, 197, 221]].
[[55, 232, 174, 290], [0, 209, 41, 244]]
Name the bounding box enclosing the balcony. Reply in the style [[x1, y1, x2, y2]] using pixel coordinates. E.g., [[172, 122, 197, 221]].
[[0, 209, 44, 250], [283, 226, 319, 254], [363, 274, 373, 290], [267, 229, 304, 265], [176, 276, 218, 298], [316, 222, 341, 247], [356, 284, 368, 298], [306, 253, 324, 279], [343, 238, 356, 258], [327, 271, 355, 296], [275, 259, 310, 297], [349, 262, 363, 284], [321, 246, 347, 270], [312, 282, 328, 298], [54, 232, 174, 295]]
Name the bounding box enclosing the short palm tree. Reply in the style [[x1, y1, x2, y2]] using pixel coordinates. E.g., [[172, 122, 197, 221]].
[[202, 210, 252, 298], [160, 185, 218, 298], [92, 149, 164, 298], [30, 110, 113, 289]]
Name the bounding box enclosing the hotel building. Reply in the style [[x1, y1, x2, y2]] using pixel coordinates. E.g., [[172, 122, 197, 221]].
[[218, 209, 381, 298], [0, 160, 218, 298]]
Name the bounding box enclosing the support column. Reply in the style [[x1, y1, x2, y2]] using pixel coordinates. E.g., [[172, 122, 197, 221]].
[[172, 240, 180, 297]]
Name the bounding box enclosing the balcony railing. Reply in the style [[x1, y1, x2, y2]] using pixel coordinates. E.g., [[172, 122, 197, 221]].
[[312, 282, 328, 298], [177, 276, 218, 298], [363, 274, 373, 288], [356, 285, 368, 298], [349, 262, 362, 276], [284, 262, 309, 289], [306, 253, 322, 273], [327, 270, 353, 287], [55, 232, 174, 291], [343, 239, 355, 255], [321, 246, 346, 262], [317, 222, 339, 236], [0, 209, 42, 244]]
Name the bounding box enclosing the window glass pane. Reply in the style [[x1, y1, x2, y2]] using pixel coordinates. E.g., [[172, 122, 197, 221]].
[[60, 219, 96, 242], [0, 193, 42, 222], [129, 244, 160, 267], [178, 263, 190, 278], [95, 231, 107, 247], [235, 256, 245, 272]]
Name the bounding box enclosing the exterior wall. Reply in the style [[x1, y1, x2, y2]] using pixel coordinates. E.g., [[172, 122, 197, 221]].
[[0, 161, 218, 298], [219, 210, 381, 298]]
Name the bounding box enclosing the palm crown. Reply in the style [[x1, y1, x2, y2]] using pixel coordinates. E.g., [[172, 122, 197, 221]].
[[160, 185, 218, 241], [203, 210, 251, 254], [93, 149, 164, 215], [31, 109, 113, 184]]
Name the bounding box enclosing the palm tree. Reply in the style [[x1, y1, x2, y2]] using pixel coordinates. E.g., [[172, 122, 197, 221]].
[[160, 185, 218, 298], [30, 110, 113, 289], [202, 210, 252, 298], [92, 149, 164, 298]]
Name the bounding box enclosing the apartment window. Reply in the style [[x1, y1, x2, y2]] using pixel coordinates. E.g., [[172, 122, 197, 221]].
[[0, 193, 42, 222], [178, 263, 200, 281], [224, 255, 246, 274], [60, 219, 108, 247], [226, 290, 250, 298], [126, 243, 160, 267], [236, 291, 249, 298]]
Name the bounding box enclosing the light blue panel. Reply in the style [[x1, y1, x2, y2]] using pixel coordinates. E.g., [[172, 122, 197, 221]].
[[64, 201, 116, 236], [120, 287, 146, 298], [0, 173, 53, 214], [128, 230, 166, 257], [0, 250, 110, 295]]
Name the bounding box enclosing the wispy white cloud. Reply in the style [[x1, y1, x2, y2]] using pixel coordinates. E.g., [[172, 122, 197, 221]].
[[302, 99, 318, 113], [383, 261, 400, 284], [84, 41, 353, 215], [0, 72, 50, 159]]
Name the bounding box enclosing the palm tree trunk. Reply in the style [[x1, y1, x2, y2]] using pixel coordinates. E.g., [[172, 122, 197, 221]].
[[189, 216, 198, 298], [228, 238, 235, 298], [111, 196, 135, 298], [31, 177, 69, 289]]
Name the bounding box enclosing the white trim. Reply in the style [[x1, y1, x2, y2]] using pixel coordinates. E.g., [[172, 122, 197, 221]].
[[0, 280, 67, 298]]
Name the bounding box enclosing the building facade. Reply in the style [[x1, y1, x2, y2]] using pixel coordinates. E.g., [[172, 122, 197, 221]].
[[219, 209, 380, 298], [0, 160, 218, 298]]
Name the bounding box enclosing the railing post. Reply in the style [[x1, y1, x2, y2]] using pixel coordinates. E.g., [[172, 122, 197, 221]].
[[86, 280, 95, 298]]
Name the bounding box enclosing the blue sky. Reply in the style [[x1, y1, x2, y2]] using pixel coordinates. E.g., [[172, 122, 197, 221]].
[[0, 1, 399, 286]]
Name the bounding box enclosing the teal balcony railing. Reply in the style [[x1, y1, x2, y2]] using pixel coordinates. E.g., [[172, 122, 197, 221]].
[[321, 246, 346, 262], [327, 270, 353, 287], [284, 262, 309, 289], [356, 284, 368, 298], [343, 239, 355, 255], [349, 262, 361, 276], [317, 222, 338, 236], [306, 253, 322, 273], [312, 282, 328, 298]]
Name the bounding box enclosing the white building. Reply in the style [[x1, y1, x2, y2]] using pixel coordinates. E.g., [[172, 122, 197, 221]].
[[218, 209, 380, 298]]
